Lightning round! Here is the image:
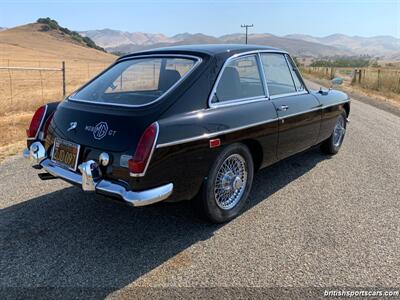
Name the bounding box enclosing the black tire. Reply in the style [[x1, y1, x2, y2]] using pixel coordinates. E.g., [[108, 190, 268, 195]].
[[321, 109, 347, 155], [196, 143, 254, 223]]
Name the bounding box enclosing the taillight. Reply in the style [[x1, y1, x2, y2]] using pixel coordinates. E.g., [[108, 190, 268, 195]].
[[43, 111, 55, 139], [26, 105, 47, 139], [128, 122, 159, 176]]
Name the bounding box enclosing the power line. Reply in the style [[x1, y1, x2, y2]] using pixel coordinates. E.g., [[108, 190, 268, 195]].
[[241, 24, 254, 44]]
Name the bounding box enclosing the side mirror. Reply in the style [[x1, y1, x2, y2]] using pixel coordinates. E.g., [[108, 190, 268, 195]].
[[331, 77, 343, 85]]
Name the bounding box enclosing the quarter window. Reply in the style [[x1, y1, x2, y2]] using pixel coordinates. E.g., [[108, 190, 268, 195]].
[[260, 53, 297, 96], [212, 55, 264, 103], [286, 55, 305, 91]]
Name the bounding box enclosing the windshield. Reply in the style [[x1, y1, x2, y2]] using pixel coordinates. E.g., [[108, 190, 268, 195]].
[[70, 56, 198, 106]]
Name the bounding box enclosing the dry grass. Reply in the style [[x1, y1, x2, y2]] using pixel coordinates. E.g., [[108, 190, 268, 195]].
[[0, 23, 116, 162], [301, 67, 400, 106]]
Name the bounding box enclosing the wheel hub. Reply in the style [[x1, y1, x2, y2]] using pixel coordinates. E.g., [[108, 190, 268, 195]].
[[221, 172, 243, 191], [232, 176, 243, 190]]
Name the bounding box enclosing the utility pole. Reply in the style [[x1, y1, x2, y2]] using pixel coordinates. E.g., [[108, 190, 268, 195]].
[[241, 24, 254, 44]]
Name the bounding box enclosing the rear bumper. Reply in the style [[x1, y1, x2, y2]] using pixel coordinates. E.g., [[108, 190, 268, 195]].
[[23, 142, 173, 207]]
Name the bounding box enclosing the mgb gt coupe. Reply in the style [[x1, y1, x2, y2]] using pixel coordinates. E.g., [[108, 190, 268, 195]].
[[24, 44, 350, 223]]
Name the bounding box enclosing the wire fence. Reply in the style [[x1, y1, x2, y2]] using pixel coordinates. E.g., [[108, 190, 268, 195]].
[[301, 66, 400, 94], [0, 60, 110, 115]]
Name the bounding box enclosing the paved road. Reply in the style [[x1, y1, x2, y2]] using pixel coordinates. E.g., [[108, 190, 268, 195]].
[[1, 83, 400, 298]]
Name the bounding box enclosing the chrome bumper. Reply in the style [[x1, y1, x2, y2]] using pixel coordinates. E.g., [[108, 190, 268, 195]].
[[23, 143, 173, 207]]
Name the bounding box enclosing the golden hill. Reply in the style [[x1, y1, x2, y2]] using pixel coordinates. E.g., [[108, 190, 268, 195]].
[[0, 23, 116, 63], [0, 23, 117, 160]]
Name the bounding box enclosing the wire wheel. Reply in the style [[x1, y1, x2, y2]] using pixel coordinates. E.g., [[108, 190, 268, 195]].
[[333, 115, 346, 147], [214, 153, 248, 210]]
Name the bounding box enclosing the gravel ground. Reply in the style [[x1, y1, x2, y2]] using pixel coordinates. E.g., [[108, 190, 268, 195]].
[[1, 82, 400, 298]]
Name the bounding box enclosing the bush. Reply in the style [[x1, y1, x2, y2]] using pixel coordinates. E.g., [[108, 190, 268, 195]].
[[310, 57, 371, 68], [36, 17, 106, 52]]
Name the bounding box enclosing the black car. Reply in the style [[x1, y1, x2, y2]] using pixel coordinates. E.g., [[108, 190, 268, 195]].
[[24, 44, 350, 223]]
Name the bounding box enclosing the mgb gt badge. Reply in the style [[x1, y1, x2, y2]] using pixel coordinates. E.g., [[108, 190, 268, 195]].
[[85, 122, 117, 140]]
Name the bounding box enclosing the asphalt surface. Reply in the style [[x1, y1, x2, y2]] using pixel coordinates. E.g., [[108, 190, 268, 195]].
[[1, 82, 400, 298]]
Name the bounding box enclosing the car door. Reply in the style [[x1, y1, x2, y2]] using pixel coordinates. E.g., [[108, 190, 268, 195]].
[[260, 53, 322, 160]]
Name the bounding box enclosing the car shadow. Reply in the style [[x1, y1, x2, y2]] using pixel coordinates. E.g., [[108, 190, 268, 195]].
[[1, 148, 329, 298]]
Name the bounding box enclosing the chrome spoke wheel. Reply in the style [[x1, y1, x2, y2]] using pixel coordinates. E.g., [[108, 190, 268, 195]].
[[333, 115, 346, 147], [214, 154, 248, 210]]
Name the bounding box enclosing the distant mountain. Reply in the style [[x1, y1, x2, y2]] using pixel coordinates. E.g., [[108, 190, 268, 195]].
[[219, 33, 349, 57], [80, 29, 177, 49], [285, 34, 400, 58], [83, 29, 351, 57], [81, 28, 399, 58], [0, 27, 7, 32]]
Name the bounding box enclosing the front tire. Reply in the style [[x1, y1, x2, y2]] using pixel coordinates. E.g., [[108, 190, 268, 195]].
[[321, 109, 347, 155], [197, 143, 254, 223]]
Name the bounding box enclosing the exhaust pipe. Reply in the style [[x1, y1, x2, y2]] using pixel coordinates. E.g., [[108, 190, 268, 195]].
[[38, 172, 56, 180]]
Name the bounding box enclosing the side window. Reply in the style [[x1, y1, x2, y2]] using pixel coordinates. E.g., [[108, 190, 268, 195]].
[[286, 54, 305, 91], [260, 53, 296, 96], [212, 55, 264, 103]]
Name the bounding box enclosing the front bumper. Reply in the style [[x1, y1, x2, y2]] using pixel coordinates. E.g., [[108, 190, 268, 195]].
[[23, 142, 173, 207]]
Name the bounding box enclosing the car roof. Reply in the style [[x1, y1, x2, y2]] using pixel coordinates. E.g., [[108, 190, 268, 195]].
[[119, 44, 287, 60]]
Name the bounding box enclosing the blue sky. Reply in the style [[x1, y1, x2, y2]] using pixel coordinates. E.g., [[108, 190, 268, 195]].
[[0, 0, 399, 38]]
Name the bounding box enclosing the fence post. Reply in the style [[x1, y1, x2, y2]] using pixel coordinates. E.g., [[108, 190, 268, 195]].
[[351, 69, 357, 85], [39, 70, 44, 103], [8, 68, 13, 104], [358, 69, 362, 83], [397, 72, 400, 93], [377, 69, 381, 90], [62, 61, 66, 97]]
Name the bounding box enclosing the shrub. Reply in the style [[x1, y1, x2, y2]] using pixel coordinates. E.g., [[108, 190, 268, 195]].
[[36, 17, 106, 52]]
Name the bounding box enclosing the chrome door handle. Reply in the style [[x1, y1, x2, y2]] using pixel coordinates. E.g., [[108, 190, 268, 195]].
[[277, 105, 289, 111]]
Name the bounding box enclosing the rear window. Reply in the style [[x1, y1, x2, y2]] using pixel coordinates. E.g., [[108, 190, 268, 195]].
[[70, 57, 197, 106]]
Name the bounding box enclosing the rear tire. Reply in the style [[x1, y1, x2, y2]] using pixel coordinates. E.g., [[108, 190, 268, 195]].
[[321, 109, 347, 155], [196, 143, 254, 223]]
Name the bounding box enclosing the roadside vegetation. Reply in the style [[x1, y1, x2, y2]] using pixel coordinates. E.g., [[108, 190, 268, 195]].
[[37, 17, 105, 52], [299, 56, 400, 107]]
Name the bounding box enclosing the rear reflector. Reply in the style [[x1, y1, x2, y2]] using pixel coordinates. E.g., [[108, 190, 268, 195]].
[[128, 122, 159, 176], [209, 138, 221, 148], [26, 105, 47, 139]]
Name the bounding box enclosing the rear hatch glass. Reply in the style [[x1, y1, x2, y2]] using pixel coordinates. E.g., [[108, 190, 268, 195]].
[[70, 56, 198, 106]]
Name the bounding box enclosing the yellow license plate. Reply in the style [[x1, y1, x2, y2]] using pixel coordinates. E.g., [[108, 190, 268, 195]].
[[51, 138, 80, 171]]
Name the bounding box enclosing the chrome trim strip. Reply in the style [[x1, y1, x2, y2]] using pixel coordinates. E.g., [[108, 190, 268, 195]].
[[283, 53, 299, 92], [269, 91, 308, 100], [257, 52, 270, 98], [129, 121, 159, 177], [156, 117, 279, 148], [68, 54, 202, 108], [208, 96, 267, 108], [285, 54, 308, 93], [321, 99, 350, 109], [27, 104, 47, 141], [278, 106, 321, 119], [156, 99, 350, 149], [40, 158, 173, 207]]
